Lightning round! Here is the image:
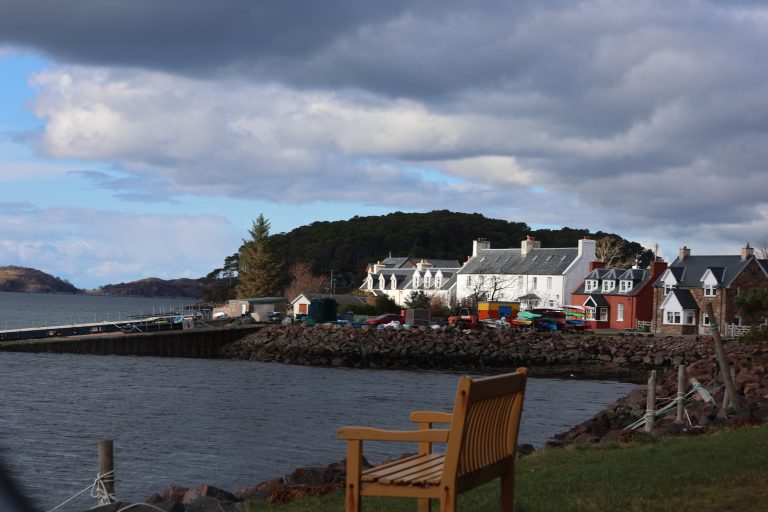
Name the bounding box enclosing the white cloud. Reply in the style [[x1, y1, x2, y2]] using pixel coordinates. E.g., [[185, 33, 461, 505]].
[[0, 205, 240, 288]]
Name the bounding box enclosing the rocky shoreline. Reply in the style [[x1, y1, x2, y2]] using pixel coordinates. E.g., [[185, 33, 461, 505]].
[[86, 325, 768, 511], [220, 323, 712, 383]]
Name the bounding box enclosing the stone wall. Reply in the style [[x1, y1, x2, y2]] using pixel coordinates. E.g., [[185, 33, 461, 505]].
[[220, 324, 715, 382]]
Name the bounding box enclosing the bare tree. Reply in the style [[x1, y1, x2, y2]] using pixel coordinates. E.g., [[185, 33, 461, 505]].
[[757, 238, 768, 260], [464, 261, 524, 306], [595, 236, 633, 268], [283, 262, 328, 300]]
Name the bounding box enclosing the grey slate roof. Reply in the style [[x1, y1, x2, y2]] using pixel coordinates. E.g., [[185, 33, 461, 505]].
[[458, 248, 577, 275], [670, 289, 699, 310], [426, 259, 461, 269], [380, 257, 414, 269], [653, 255, 766, 288]]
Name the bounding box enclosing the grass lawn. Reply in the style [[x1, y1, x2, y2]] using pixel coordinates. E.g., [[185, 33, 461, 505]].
[[245, 424, 768, 512]]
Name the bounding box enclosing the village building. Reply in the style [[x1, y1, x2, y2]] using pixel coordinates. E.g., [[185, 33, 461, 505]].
[[455, 236, 596, 309], [290, 293, 368, 317], [571, 261, 667, 330], [651, 245, 768, 336], [360, 256, 461, 306]]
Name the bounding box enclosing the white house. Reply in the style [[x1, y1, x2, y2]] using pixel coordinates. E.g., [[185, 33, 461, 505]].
[[361, 256, 461, 306], [455, 236, 596, 309]]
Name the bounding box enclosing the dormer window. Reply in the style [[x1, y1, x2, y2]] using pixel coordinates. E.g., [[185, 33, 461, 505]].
[[390, 276, 397, 290], [704, 285, 716, 297], [435, 276, 442, 287], [585, 280, 598, 292], [413, 274, 420, 288], [367, 276, 373, 290], [379, 276, 386, 289], [424, 276, 431, 288], [602, 280, 616, 292], [619, 280, 632, 293]]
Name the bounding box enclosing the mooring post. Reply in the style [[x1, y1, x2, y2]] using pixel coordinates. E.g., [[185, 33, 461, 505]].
[[675, 364, 686, 424], [98, 439, 115, 496], [705, 302, 742, 417], [645, 370, 656, 433]]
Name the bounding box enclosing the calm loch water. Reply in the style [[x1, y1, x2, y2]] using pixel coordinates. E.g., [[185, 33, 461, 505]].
[[0, 293, 637, 510]]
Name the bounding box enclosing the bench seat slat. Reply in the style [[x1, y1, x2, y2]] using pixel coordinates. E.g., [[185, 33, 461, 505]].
[[362, 454, 443, 481], [377, 456, 445, 485]]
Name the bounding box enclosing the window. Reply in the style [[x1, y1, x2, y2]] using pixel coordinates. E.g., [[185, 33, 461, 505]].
[[532, 277, 538, 289], [664, 284, 674, 295], [585, 280, 597, 292], [435, 276, 442, 288], [619, 280, 632, 293], [413, 275, 420, 288], [733, 315, 742, 326], [702, 313, 710, 326], [666, 311, 681, 324], [466, 276, 472, 286], [391, 277, 397, 290], [424, 276, 431, 288], [617, 304, 624, 321], [547, 276, 552, 290], [602, 280, 615, 292], [684, 311, 695, 325], [704, 285, 716, 297], [599, 308, 608, 321], [379, 277, 386, 289], [585, 307, 596, 320]]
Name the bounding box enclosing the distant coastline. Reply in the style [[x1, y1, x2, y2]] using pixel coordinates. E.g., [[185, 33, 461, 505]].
[[0, 265, 203, 299]]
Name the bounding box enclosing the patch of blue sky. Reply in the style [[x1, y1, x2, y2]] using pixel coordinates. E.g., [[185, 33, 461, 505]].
[[531, 185, 547, 194], [404, 166, 465, 185], [0, 52, 49, 132]]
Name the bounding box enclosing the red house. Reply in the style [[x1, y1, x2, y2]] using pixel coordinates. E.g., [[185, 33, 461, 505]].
[[571, 261, 667, 330]]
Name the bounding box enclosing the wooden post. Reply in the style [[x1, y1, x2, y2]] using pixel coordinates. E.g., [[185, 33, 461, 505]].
[[721, 368, 737, 411], [645, 370, 656, 433], [675, 364, 685, 424], [705, 302, 742, 417], [98, 439, 115, 496]]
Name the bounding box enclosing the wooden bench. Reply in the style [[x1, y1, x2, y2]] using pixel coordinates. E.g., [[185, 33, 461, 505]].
[[337, 368, 527, 512]]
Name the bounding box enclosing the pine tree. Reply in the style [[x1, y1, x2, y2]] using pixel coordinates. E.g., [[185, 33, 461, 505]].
[[236, 214, 281, 298]]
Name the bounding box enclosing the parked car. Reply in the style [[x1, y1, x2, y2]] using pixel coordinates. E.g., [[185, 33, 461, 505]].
[[365, 313, 404, 326]]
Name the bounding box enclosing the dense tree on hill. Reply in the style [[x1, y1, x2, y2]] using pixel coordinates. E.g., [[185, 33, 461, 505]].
[[236, 214, 281, 298], [202, 210, 655, 298]]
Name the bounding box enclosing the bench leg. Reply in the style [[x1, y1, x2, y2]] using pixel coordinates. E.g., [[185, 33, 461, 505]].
[[418, 498, 431, 512], [346, 440, 362, 512], [440, 487, 456, 512], [501, 462, 516, 511]]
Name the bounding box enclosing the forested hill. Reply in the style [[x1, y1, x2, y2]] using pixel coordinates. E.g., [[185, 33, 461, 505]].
[[98, 277, 205, 299], [261, 210, 651, 292], [0, 266, 80, 294]]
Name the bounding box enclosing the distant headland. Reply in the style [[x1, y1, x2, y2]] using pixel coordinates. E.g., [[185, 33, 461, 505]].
[[0, 265, 203, 299]]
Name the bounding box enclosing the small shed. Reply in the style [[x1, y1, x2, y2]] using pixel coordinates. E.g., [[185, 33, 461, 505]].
[[290, 293, 367, 316], [223, 297, 288, 321]]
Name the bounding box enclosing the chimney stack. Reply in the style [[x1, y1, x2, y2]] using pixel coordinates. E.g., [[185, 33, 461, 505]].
[[521, 235, 541, 256], [589, 261, 606, 272], [650, 260, 668, 278], [741, 243, 754, 260], [679, 246, 690, 260], [472, 238, 491, 257]]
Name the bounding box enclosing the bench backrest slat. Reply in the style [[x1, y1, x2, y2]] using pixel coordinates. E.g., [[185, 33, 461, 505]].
[[441, 369, 527, 483]]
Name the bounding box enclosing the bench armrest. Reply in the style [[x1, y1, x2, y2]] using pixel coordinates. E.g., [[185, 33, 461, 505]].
[[337, 427, 449, 443], [410, 411, 453, 425]]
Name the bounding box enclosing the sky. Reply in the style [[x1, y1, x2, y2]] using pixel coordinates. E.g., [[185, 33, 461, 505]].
[[1, 0, 767, 289]]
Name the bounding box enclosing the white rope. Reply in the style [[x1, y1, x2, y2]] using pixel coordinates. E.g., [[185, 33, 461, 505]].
[[47, 470, 116, 512], [624, 385, 723, 431]]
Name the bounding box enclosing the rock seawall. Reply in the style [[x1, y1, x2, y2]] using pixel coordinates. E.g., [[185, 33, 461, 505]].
[[220, 323, 713, 382]]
